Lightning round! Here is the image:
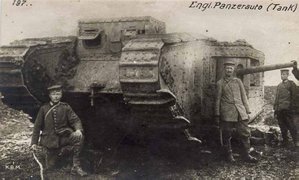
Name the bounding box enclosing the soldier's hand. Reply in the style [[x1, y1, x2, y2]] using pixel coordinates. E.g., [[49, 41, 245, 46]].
[[71, 130, 83, 142], [31, 144, 38, 152]]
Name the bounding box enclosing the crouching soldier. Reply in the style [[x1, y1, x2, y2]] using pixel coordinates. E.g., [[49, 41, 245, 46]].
[[30, 84, 87, 176], [215, 60, 258, 163], [274, 69, 298, 147]]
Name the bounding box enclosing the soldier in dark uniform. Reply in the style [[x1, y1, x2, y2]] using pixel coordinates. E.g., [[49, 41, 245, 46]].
[[292, 61, 299, 80], [30, 85, 87, 176], [215, 60, 258, 163], [292, 62, 299, 148], [274, 69, 298, 147]]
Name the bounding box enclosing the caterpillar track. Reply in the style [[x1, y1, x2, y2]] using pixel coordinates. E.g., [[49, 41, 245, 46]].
[[119, 38, 190, 129], [0, 37, 77, 119]]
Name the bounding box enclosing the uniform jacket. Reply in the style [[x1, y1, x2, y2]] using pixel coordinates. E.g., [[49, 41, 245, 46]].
[[31, 102, 83, 149], [291, 69, 299, 113], [274, 80, 297, 112], [215, 77, 250, 122]]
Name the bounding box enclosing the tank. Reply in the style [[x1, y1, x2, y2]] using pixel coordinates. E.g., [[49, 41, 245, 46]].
[[0, 16, 296, 146]]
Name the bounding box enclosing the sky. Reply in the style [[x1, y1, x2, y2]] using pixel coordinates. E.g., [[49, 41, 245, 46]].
[[1, 0, 299, 85]]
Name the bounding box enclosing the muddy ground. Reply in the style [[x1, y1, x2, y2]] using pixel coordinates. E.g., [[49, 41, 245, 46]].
[[0, 87, 298, 180]]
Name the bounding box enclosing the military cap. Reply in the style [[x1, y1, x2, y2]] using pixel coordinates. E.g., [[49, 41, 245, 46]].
[[280, 69, 289, 73], [47, 84, 62, 91], [223, 60, 236, 66]]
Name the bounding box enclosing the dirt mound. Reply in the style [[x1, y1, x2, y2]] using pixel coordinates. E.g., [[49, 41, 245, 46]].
[[0, 94, 40, 179]]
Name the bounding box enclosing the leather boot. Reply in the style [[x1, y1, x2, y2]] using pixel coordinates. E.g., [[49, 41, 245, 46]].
[[242, 151, 258, 163], [71, 146, 87, 176], [281, 132, 289, 147], [71, 165, 88, 176], [45, 149, 57, 171], [223, 137, 235, 162], [71, 156, 87, 176], [226, 150, 235, 162], [241, 139, 258, 163]]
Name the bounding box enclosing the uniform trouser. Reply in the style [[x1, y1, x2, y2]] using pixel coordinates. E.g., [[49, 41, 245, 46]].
[[45, 132, 84, 169], [221, 119, 251, 156], [291, 112, 299, 146], [277, 110, 297, 144]]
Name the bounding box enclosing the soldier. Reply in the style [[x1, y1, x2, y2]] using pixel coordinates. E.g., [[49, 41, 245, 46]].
[[292, 61, 299, 80], [215, 60, 258, 163], [30, 84, 87, 176], [274, 69, 298, 147], [292, 62, 299, 148]]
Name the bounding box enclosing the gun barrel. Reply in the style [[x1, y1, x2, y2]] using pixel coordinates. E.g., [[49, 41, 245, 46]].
[[236, 61, 296, 75]]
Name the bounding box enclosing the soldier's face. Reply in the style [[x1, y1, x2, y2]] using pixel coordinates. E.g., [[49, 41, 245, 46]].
[[49, 90, 62, 103], [224, 65, 234, 77], [281, 72, 289, 81]]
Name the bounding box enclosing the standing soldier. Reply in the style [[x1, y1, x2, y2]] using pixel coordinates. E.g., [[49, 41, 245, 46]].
[[30, 84, 87, 176], [274, 69, 298, 147], [215, 60, 258, 163], [292, 61, 299, 80], [292, 62, 299, 148]]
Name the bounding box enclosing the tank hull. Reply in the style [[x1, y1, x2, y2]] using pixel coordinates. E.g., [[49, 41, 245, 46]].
[[0, 35, 267, 126]]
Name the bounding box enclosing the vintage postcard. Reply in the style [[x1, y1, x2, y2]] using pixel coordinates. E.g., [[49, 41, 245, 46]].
[[0, 0, 298, 179]]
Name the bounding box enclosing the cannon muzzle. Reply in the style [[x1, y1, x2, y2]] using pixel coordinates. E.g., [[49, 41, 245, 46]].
[[236, 61, 297, 75]]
